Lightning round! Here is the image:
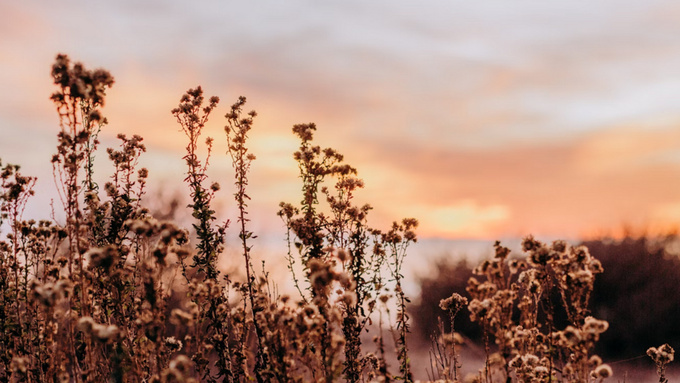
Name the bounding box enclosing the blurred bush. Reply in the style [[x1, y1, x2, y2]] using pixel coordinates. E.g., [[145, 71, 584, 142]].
[[585, 235, 680, 360], [412, 258, 481, 343]]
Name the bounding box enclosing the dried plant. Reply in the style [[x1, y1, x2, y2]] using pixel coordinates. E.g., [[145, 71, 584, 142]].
[[459, 237, 612, 383], [0, 53, 673, 383], [647, 344, 674, 383], [429, 293, 468, 381]]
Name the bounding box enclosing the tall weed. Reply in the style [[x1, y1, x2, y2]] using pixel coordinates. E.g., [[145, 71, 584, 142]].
[[0, 54, 673, 383]]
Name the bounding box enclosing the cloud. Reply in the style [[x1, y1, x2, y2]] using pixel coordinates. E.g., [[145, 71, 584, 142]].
[[3, 0, 680, 239], [574, 125, 680, 173], [405, 201, 511, 238], [351, 123, 680, 238]]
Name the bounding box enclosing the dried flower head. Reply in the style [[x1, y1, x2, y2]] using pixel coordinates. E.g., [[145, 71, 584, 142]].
[[591, 364, 613, 379], [439, 293, 468, 314], [648, 343, 675, 365]]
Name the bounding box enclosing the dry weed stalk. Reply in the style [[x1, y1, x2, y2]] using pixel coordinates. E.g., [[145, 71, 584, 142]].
[[1, 53, 672, 383], [458, 237, 611, 383], [647, 344, 674, 383]]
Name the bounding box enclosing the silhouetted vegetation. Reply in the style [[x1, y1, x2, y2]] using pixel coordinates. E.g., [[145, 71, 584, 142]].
[[414, 235, 680, 374], [0, 54, 675, 382], [585, 235, 680, 360]]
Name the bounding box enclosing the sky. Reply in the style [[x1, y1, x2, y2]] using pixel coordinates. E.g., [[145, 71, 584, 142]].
[[2, 0, 680, 244]]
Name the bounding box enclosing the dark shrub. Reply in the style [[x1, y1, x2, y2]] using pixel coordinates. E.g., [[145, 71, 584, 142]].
[[412, 258, 482, 343], [585, 235, 680, 360]]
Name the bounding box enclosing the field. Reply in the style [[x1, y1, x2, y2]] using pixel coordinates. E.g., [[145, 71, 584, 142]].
[[0, 55, 676, 383]]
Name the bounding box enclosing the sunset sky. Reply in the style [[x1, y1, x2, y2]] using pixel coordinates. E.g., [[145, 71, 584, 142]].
[[2, 1, 680, 242]]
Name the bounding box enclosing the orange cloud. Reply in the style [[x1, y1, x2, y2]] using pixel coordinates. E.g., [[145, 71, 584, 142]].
[[346, 122, 680, 239], [402, 201, 511, 238], [3, 1, 680, 243], [574, 125, 680, 174]]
